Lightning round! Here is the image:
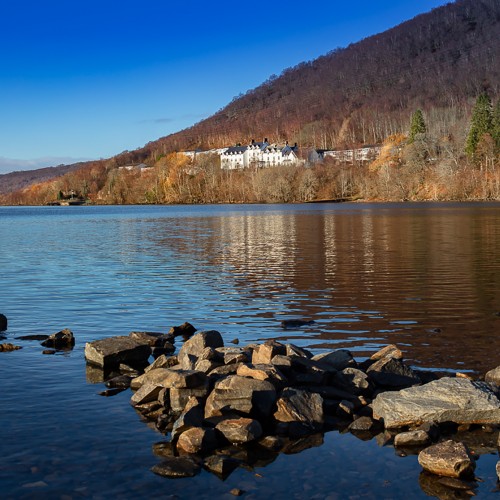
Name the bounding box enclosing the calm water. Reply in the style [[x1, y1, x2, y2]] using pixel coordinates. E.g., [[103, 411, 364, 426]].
[[0, 202, 499, 499]]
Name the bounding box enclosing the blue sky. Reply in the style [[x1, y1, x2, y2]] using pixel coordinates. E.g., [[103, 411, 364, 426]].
[[0, 0, 450, 174]]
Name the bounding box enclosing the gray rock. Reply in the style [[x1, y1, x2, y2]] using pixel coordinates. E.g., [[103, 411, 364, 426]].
[[485, 366, 500, 386], [194, 359, 223, 374], [373, 377, 500, 429], [85, 336, 151, 369], [151, 456, 200, 478], [0, 314, 7, 331], [177, 427, 218, 454], [178, 331, 224, 370], [216, 417, 263, 444], [204, 375, 277, 419], [41, 328, 75, 349], [274, 388, 324, 426], [286, 344, 313, 358], [418, 440, 476, 479], [348, 416, 377, 432], [252, 340, 286, 364], [394, 430, 431, 447], [367, 356, 420, 388], [312, 349, 355, 371]]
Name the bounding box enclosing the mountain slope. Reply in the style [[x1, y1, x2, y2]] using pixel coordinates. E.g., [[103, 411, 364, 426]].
[[134, 0, 499, 159]]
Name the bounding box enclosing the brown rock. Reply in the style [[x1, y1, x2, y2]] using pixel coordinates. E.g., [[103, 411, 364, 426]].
[[41, 328, 75, 349], [485, 366, 500, 386], [85, 336, 151, 369], [178, 331, 224, 370], [370, 344, 403, 361], [130, 383, 163, 406], [168, 322, 197, 337], [274, 388, 324, 426], [0, 343, 22, 352], [171, 397, 205, 440], [418, 440, 476, 479], [394, 430, 431, 447], [132, 368, 206, 390], [169, 386, 210, 413], [129, 331, 174, 349], [204, 455, 240, 479], [236, 363, 287, 386], [496, 460, 500, 481], [151, 456, 200, 478], [144, 354, 178, 373], [252, 340, 286, 364], [312, 349, 355, 371], [177, 427, 218, 454]]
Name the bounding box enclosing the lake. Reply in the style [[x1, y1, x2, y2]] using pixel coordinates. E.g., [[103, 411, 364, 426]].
[[1, 202, 499, 498]]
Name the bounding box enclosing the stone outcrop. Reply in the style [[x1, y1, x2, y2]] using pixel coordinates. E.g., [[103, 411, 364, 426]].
[[373, 377, 500, 428], [85, 336, 151, 369], [418, 441, 476, 479], [41, 328, 75, 349]]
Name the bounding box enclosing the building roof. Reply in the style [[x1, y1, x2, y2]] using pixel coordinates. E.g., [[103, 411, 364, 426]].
[[224, 146, 248, 154]]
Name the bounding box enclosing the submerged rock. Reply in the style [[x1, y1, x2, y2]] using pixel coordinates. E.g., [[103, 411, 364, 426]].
[[151, 456, 201, 478], [418, 440, 475, 479], [280, 319, 315, 329], [85, 336, 151, 369], [41, 328, 75, 349], [373, 377, 500, 428], [0, 343, 22, 352], [16, 335, 49, 341]]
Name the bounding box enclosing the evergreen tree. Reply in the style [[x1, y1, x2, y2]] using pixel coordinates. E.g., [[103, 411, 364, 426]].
[[408, 109, 426, 143], [465, 93, 493, 158]]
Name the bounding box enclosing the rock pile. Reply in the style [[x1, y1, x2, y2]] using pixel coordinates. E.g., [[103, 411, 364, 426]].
[[85, 327, 500, 483]]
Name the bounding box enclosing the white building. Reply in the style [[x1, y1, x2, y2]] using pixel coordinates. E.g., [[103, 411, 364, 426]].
[[310, 146, 381, 163], [220, 139, 300, 170]]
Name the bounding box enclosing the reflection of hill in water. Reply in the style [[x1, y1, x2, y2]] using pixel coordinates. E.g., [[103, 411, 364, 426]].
[[150, 204, 500, 374]]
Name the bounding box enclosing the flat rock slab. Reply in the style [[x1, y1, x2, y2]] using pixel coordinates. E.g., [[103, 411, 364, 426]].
[[373, 377, 500, 429], [418, 440, 475, 479], [85, 336, 151, 369]]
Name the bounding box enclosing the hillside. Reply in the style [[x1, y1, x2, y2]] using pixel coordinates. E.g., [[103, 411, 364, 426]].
[[130, 0, 499, 162]]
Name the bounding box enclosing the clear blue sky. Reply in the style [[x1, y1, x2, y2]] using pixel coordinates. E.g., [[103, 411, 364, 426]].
[[0, 0, 450, 174]]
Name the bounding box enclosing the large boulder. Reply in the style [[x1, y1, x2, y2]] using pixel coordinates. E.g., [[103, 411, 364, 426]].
[[178, 331, 224, 370], [204, 375, 277, 419], [373, 377, 500, 429], [418, 440, 476, 479], [41, 328, 75, 349], [0, 314, 7, 331], [485, 366, 500, 386], [85, 336, 151, 369]]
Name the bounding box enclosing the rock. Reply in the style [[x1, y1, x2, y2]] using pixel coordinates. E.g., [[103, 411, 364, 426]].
[[496, 460, 500, 481], [418, 440, 476, 479], [42, 349, 55, 355], [144, 354, 178, 373], [98, 388, 125, 397], [286, 344, 313, 358], [367, 356, 420, 388], [236, 363, 287, 386], [152, 441, 176, 458], [370, 344, 403, 361], [130, 383, 163, 406], [312, 349, 355, 371], [204, 375, 277, 419], [41, 328, 75, 349], [178, 331, 224, 370], [274, 388, 324, 427], [216, 418, 263, 444], [169, 386, 210, 413], [85, 336, 151, 369], [131, 368, 206, 391], [171, 397, 205, 440], [280, 319, 315, 329], [16, 335, 49, 341], [252, 340, 286, 364], [195, 359, 222, 373], [373, 377, 500, 429], [258, 435, 284, 451], [419, 471, 478, 498], [177, 427, 218, 454], [151, 456, 201, 478], [0, 314, 7, 331], [105, 375, 132, 389], [333, 368, 373, 396], [129, 331, 174, 350], [0, 343, 22, 352], [348, 416, 378, 432], [230, 488, 244, 497], [230, 338, 239, 344], [394, 430, 431, 447], [485, 366, 500, 386], [168, 322, 197, 338], [204, 455, 240, 479]]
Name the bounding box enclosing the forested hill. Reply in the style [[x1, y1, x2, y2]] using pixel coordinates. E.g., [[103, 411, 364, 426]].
[[125, 0, 499, 162]]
